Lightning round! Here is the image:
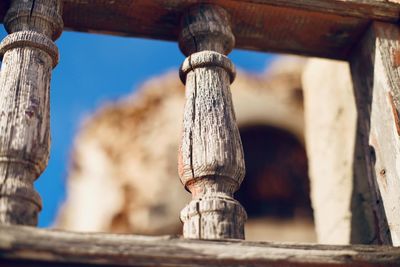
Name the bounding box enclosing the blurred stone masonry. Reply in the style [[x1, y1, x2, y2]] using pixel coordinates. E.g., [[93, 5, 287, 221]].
[[56, 56, 356, 244]]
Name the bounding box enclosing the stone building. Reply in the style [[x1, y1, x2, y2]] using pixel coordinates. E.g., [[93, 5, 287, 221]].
[[56, 55, 368, 245]]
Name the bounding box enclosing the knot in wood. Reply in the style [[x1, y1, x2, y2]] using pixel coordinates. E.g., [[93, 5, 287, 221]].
[[0, 31, 59, 68], [178, 4, 234, 56], [179, 50, 236, 84], [4, 0, 64, 40]]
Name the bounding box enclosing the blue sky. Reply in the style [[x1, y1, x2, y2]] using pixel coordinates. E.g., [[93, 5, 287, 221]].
[[0, 26, 275, 227]]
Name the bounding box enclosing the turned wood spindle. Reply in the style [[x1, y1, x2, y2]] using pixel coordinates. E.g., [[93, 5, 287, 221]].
[[0, 0, 63, 225], [178, 4, 247, 239]]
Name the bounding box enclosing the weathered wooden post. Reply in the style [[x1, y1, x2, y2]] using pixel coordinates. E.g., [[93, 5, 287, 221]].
[[350, 22, 400, 245], [0, 0, 63, 225], [178, 4, 247, 239]]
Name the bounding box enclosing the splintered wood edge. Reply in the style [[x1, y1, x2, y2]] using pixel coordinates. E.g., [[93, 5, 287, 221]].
[[0, 225, 399, 266]]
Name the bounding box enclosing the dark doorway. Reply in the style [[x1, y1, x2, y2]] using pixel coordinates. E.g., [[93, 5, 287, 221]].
[[236, 125, 313, 220]]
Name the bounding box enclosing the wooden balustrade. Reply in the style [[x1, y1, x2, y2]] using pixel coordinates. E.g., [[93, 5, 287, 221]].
[[0, 0, 400, 266], [0, 0, 63, 225]]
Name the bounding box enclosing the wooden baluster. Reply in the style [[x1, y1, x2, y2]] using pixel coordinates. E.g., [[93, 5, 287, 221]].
[[0, 0, 63, 225], [178, 4, 247, 239]]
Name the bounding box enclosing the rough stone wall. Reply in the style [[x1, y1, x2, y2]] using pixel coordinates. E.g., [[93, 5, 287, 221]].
[[56, 57, 316, 242]]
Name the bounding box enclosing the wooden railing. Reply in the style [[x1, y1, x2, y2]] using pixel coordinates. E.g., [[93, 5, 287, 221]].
[[1, 0, 400, 266]]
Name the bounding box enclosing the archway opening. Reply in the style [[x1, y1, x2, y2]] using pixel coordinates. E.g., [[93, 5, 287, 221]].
[[236, 125, 315, 242]]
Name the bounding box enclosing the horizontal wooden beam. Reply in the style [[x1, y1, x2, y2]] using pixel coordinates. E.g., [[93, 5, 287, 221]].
[[1, 0, 399, 59], [248, 0, 400, 21], [0, 225, 400, 266]]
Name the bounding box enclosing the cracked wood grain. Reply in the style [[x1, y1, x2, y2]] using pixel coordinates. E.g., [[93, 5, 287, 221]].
[[1, 225, 400, 267], [0, 0, 63, 225], [2, 0, 397, 59], [178, 4, 246, 240], [350, 21, 400, 245]]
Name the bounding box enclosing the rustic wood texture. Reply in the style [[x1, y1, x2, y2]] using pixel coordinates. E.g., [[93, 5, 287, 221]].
[[2, 0, 399, 59], [1, 225, 400, 267], [350, 22, 400, 245], [0, 0, 63, 225], [178, 5, 246, 240]]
